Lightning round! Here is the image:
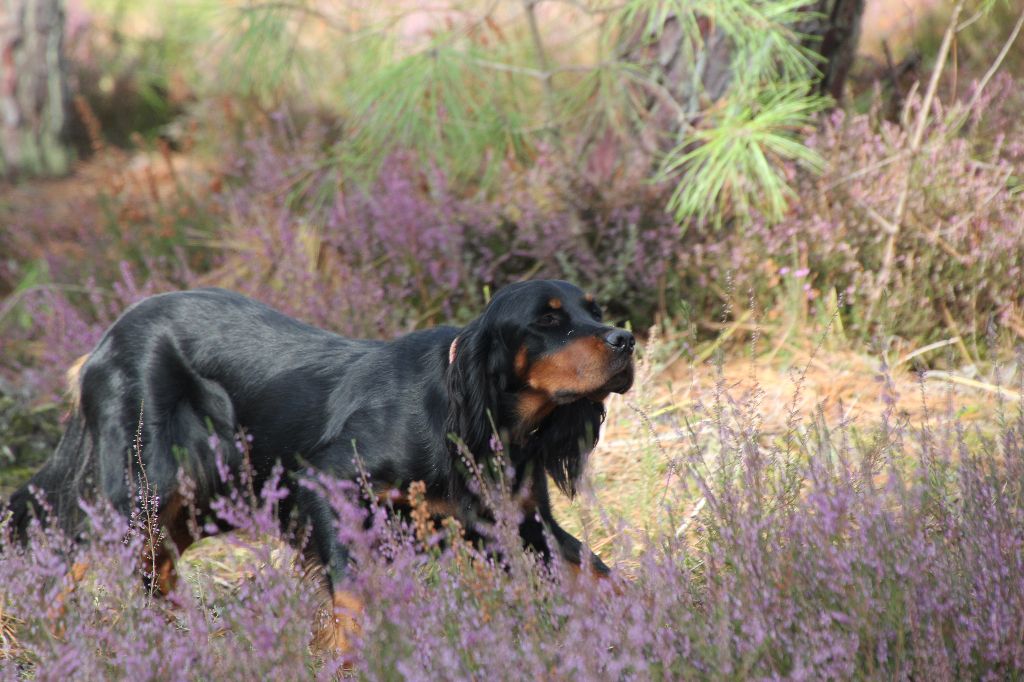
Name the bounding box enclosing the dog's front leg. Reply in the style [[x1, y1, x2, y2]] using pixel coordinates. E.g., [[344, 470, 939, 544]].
[[518, 467, 610, 575], [538, 512, 611, 575]]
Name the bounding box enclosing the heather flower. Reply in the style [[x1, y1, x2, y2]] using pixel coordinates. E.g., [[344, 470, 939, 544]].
[[7, 357, 1022, 679], [2, 61, 1023, 682]]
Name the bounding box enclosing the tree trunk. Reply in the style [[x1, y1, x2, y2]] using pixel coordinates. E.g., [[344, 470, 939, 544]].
[[0, 0, 70, 179], [800, 0, 866, 101], [619, 0, 866, 127]]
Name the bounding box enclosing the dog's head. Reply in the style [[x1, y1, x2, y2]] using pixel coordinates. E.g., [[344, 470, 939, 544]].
[[445, 280, 635, 496]]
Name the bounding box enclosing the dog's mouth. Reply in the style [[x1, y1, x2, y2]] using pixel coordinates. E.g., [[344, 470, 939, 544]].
[[551, 359, 634, 404], [602, 362, 634, 395]]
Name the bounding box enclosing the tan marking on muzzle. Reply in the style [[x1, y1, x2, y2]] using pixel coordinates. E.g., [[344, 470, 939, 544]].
[[524, 336, 613, 397], [515, 388, 558, 433], [514, 345, 529, 377]]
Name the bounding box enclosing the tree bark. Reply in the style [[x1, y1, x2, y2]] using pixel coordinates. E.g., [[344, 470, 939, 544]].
[[0, 0, 70, 179], [800, 0, 866, 101], [619, 0, 867, 128]]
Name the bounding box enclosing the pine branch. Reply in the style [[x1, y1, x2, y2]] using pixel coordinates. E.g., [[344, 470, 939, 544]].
[[521, 0, 562, 144]]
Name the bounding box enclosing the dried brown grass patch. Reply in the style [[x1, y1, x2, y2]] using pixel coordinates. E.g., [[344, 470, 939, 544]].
[[552, 335, 1012, 563]]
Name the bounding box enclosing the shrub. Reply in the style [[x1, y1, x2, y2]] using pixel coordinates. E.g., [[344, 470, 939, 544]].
[[0, 380, 63, 496], [1, 471, 323, 679], [144, 117, 681, 337], [683, 76, 1024, 347], [0, 262, 174, 401], [3, 358, 1023, 679], [787, 78, 1023, 342], [6, 66, 1024, 404]]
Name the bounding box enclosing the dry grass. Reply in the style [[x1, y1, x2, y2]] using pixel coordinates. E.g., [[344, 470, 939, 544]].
[[178, 535, 293, 591], [552, 330, 1013, 567], [0, 597, 23, 658], [0, 145, 214, 295], [174, 331, 1014, 588]]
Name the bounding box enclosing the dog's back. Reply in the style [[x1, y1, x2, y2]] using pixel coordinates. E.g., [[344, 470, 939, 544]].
[[3, 288, 335, 540]]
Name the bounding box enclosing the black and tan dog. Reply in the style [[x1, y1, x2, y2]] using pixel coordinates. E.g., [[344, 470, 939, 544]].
[[5, 279, 635, 646]]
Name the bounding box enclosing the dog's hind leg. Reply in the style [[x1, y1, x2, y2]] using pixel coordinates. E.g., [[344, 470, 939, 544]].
[[298, 486, 363, 655], [142, 492, 200, 596]]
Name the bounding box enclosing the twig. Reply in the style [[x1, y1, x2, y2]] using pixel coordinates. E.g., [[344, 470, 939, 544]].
[[955, 7, 1024, 132], [697, 319, 769, 333], [923, 371, 1022, 402], [1006, 312, 1024, 340], [853, 196, 899, 235], [939, 302, 976, 367], [855, 193, 967, 264], [822, 149, 908, 191], [957, 6, 992, 32], [873, 0, 966, 308], [674, 497, 706, 538], [894, 337, 961, 367], [133, 402, 162, 599], [907, 215, 967, 263], [907, 0, 964, 165]]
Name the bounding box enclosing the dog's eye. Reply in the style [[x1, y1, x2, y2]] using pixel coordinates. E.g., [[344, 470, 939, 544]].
[[590, 306, 603, 322], [536, 313, 561, 328]]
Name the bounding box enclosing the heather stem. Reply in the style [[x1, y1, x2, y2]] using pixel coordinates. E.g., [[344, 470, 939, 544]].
[[873, 0, 964, 313]]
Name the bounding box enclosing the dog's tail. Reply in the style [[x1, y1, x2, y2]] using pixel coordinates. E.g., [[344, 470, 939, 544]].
[[3, 355, 95, 544]]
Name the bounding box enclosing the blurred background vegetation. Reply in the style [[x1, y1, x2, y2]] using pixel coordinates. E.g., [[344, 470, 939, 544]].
[[1, 0, 1022, 494]]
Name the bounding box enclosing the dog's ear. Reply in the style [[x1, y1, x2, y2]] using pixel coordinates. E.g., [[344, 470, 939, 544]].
[[532, 399, 605, 498], [444, 318, 511, 462]]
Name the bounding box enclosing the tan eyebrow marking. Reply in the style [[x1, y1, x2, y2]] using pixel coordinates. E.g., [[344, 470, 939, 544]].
[[548, 298, 562, 309], [584, 292, 595, 303]]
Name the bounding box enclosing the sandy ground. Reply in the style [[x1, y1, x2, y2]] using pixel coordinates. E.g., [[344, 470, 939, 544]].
[[861, 0, 946, 56]]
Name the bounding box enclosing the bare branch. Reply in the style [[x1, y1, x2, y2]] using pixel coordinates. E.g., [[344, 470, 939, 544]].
[[872, 0, 965, 308]]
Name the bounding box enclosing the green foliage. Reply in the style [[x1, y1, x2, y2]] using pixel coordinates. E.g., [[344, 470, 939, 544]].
[[339, 41, 533, 185], [218, 3, 310, 101], [0, 382, 62, 497], [620, 0, 818, 85], [83, 0, 831, 224], [626, 0, 830, 225], [660, 83, 827, 226]]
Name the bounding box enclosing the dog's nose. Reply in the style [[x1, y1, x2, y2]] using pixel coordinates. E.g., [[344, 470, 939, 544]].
[[604, 329, 635, 354]]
